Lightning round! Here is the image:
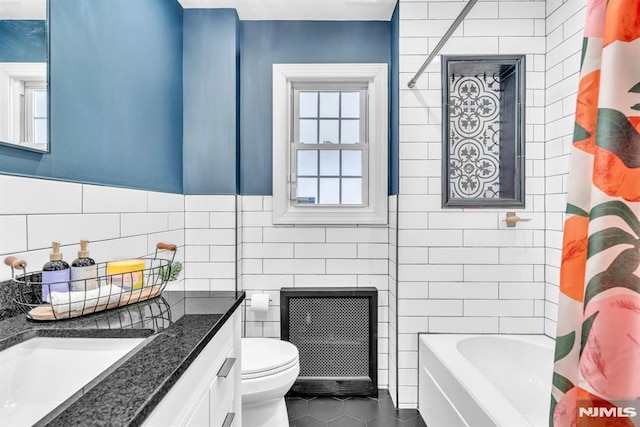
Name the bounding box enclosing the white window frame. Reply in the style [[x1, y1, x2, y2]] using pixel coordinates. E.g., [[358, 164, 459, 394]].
[[0, 63, 47, 150], [273, 63, 388, 225], [292, 83, 368, 207]]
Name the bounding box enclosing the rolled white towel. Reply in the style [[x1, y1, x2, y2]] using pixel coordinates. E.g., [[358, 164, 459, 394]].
[[50, 285, 125, 313]]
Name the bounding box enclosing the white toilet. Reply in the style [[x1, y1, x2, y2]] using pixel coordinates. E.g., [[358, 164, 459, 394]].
[[241, 338, 300, 427]]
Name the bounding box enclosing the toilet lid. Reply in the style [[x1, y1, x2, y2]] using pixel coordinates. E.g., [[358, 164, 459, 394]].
[[242, 338, 299, 378]]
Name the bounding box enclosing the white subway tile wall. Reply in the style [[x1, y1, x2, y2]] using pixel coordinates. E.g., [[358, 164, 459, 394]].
[[184, 195, 237, 291], [0, 175, 185, 292], [397, 0, 549, 408], [0, 0, 587, 411], [545, 0, 587, 337], [388, 195, 398, 406], [236, 195, 391, 389]]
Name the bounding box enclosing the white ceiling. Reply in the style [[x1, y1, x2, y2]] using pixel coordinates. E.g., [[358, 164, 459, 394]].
[[0, 0, 46, 19], [178, 0, 398, 21], [0, 0, 397, 22]]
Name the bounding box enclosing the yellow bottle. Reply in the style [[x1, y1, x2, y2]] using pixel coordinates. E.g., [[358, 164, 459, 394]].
[[107, 259, 144, 290]]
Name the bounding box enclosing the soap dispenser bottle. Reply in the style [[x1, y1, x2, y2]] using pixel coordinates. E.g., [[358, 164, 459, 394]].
[[42, 241, 70, 303], [71, 240, 98, 291]]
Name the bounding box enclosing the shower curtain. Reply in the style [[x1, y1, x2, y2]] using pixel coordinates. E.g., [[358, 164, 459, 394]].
[[551, 0, 640, 426]]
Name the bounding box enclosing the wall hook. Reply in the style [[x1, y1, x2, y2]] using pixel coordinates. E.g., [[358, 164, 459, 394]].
[[504, 212, 531, 227]]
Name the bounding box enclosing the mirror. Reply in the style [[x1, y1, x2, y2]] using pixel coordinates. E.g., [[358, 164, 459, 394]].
[[0, 0, 48, 153]]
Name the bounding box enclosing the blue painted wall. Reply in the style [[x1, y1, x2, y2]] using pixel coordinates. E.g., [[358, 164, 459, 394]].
[[183, 9, 239, 195], [0, 6, 400, 197], [0, 20, 46, 62], [390, 5, 399, 195], [239, 21, 393, 195], [0, 0, 183, 194]]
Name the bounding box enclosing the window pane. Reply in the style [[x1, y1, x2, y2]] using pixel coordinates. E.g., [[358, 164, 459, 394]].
[[299, 92, 318, 117], [340, 120, 360, 144], [300, 119, 317, 143], [19, 93, 25, 141], [297, 178, 318, 204], [341, 151, 362, 176], [319, 178, 340, 204], [319, 120, 339, 144], [34, 90, 47, 117], [341, 92, 359, 118], [320, 150, 340, 176], [297, 150, 318, 176], [319, 92, 339, 118], [341, 178, 362, 204], [34, 118, 47, 143]]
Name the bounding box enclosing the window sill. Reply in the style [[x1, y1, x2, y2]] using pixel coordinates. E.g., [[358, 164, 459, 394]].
[[273, 206, 388, 225]]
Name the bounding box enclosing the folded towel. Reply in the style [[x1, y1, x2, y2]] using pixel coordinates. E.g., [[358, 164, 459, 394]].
[[50, 285, 125, 313]]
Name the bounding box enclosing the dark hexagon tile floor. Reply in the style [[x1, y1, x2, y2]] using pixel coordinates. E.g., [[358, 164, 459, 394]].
[[286, 390, 427, 427]]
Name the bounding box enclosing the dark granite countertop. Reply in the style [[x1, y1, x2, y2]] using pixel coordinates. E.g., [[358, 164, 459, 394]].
[[0, 290, 245, 427]]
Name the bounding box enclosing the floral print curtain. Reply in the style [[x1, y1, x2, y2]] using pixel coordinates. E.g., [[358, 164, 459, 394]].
[[551, 0, 640, 425]]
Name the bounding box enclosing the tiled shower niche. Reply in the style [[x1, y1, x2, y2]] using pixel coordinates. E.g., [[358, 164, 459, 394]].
[[442, 55, 525, 208]]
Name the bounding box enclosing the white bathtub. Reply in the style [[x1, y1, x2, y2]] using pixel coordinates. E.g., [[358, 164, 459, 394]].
[[418, 334, 554, 427]]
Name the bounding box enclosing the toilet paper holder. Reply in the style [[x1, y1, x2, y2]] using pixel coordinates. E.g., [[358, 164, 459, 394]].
[[247, 294, 272, 315], [243, 294, 272, 337], [248, 295, 273, 303]]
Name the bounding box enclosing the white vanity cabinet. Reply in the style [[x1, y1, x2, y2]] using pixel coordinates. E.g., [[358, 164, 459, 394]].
[[143, 308, 242, 427]]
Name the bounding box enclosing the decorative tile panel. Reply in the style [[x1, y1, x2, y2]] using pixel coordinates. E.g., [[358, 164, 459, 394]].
[[448, 74, 502, 199]]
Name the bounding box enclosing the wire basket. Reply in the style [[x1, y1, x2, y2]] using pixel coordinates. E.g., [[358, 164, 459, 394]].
[[3, 243, 177, 322]]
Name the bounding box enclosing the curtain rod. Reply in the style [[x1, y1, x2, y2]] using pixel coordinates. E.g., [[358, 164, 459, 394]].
[[407, 0, 479, 89]]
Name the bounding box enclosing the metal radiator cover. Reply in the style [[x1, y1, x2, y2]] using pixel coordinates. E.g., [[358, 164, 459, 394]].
[[281, 287, 378, 397], [288, 297, 369, 377]]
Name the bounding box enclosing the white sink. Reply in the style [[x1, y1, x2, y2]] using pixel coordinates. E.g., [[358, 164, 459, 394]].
[[0, 336, 146, 426]]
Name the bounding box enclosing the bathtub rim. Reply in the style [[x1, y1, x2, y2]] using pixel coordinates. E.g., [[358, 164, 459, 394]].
[[418, 333, 554, 427]]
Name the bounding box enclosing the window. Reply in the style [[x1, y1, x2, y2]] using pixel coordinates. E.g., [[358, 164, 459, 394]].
[[24, 83, 48, 144], [293, 85, 367, 206], [441, 55, 525, 208], [0, 63, 48, 151], [273, 64, 388, 225]]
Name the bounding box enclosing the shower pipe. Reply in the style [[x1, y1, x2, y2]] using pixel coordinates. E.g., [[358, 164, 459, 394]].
[[407, 0, 479, 89]]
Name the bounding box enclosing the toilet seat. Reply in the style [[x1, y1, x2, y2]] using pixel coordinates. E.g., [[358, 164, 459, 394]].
[[242, 338, 299, 380]]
